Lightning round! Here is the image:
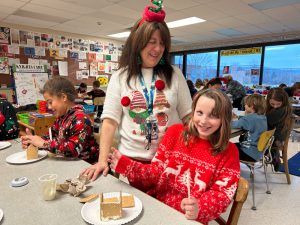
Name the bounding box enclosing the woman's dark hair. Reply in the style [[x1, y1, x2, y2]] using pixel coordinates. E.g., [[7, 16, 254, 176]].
[[41, 77, 76, 102], [118, 20, 173, 88]]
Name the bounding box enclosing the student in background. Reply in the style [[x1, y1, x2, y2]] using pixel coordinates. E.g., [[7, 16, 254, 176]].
[[87, 80, 106, 104], [231, 94, 267, 161], [284, 82, 300, 97], [77, 82, 87, 98], [21, 77, 99, 163], [186, 79, 198, 99], [266, 88, 292, 171], [279, 83, 287, 89], [223, 75, 246, 110], [81, 0, 192, 181], [204, 78, 222, 90], [108, 89, 240, 225], [0, 100, 19, 140], [195, 79, 204, 91]]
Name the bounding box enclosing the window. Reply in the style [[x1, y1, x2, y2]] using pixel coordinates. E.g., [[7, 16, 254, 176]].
[[171, 54, 184, 72], [219, 47, 262, 87], [186, 51, 218, 83], [263, 44, 300, 86]]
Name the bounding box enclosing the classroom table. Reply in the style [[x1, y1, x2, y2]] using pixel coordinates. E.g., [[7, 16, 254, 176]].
[[0, 140, 201, 225]]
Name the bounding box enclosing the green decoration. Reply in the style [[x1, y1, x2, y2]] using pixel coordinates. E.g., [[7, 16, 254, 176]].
[[149, 0, 164, 13]]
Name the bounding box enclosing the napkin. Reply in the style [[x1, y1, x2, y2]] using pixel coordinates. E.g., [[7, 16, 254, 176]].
[[56, 175, 90, 197]]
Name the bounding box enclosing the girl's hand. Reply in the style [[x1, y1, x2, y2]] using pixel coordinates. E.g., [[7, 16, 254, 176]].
[[107, 148, 122, 170], [180, 197, 200, 220], [20, 128, 45, 149]]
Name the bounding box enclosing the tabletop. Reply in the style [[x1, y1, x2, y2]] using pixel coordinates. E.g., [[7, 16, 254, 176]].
[[0, 140, 201, 225]]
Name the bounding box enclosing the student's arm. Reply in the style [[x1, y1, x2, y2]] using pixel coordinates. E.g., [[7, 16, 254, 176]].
[[194, 143, 240, 224], [43, 114, 93, 158], [231, 116, 251, 130], [113, 124, 179, 191], [81, 118, 118, 180]]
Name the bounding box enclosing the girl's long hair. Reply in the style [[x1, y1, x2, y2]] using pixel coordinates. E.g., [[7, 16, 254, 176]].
[[266, 87, 292, 134], [182, 89, 232, 154], [118, 20, 173, 88]]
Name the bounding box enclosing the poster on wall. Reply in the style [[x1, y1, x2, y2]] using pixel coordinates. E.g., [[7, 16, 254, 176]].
[[14, 72, 48, 105], [0, 27, 10, 45], [10, 28, 19, 45], [223, 66, 229, 74], [0, 57, 9, 74], [251, 69, 259, 75], [90, 62, 98, 77]]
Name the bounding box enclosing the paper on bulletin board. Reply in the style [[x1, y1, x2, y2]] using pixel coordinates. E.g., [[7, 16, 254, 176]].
[[79, 62, 87, 69], [58, 61, 68, 76], [90, 62, 98, 77], [111, 54, 118, 62], [78, 52, 87, 60], [35, 47, 46, 56], [105, 62, 111, 74], [8, 58, 20, 66], [14, 72, 48, 105], [96, 53, 104, 61], [8, 45, 19, 54], [0, 57, 9, 74]]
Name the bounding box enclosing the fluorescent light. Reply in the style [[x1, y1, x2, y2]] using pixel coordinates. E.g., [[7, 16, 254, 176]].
[[108, 31, 130, 38], [107, 17, 206, 38], [167, 17, 205, 28]]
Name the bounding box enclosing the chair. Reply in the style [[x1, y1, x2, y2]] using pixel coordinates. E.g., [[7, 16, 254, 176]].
[[271, 124, 294, 185], [240, 128, 275, 210], [215, 177, 249, 225]]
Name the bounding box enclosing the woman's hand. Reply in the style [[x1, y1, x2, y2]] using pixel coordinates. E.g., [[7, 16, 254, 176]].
[[21, 128, 45, 149], [80, 161, 109, 181], [180, 197, 200, 220], [108, 147, 122, 170]]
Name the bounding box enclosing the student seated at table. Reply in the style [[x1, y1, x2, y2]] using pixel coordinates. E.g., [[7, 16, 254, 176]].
[[109, 89, 240, 225], [0, 99, 19, 140], [231, 94, 267, 161], [77, 82, 87, 98], [87, 80, 106, 103], [21, 77, 99, 164], [204, 77, 223, 90], [266, 88, 292, 171]]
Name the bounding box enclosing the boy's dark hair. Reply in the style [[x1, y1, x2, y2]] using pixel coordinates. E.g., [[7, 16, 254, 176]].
[[93, 80, 100, 88], [79, 82, 87, 88], [41, 77, 76, 102]]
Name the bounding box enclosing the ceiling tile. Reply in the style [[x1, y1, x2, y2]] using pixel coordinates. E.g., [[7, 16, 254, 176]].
[[4, 15, 59, 28], [234, 24, 269, 35], [235, 12, 274, 25], [214, 16, 249, 28], [183, 5, 228, 21], [206, 0, 257, 15], [30, 0, 98, 14], [22, 3, 77, 19], [0, 0, 26, 8], [0, 6, 18, 14], [164, 0, 200, 10], [99, 4, 140, 20]]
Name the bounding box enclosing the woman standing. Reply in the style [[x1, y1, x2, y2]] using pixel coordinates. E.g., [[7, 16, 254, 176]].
[[82, 0, 192, 180]]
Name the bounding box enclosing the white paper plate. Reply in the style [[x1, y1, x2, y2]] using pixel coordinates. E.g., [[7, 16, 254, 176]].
[[0, 141, 11, 150], [0, 208, 3, 222], [81, 192, 143, 225], [6, 150, 48, 164]]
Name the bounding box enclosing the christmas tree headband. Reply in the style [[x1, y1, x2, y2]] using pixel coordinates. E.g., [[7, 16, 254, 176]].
[[138, 0, 166, 27]]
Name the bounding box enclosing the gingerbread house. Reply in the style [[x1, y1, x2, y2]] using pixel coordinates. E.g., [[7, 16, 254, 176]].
[[100, 192, 122, 221], [26, 144, 38, 160]]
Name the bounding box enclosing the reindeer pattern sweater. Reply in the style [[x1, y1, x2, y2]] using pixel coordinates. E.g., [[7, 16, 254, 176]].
[[115, 124, 240, 225]]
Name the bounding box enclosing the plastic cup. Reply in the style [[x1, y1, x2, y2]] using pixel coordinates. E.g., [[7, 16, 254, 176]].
[[38, 174, 57, 200]]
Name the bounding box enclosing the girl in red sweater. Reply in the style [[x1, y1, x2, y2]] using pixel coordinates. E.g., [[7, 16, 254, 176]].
[[109, 89, 240, 224]]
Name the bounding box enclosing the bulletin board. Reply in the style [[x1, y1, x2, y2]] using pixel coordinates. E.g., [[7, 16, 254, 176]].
[[0, 47, 119, 87], [0, 26, 122, 90]]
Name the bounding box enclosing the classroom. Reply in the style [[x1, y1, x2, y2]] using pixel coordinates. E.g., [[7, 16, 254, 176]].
[[0, 1, 300, 225]]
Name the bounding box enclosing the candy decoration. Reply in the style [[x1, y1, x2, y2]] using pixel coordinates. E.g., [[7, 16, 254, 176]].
[[121, 96, 131, 107], [138, 0, 166, 26], [155, 80, 165, 90]]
